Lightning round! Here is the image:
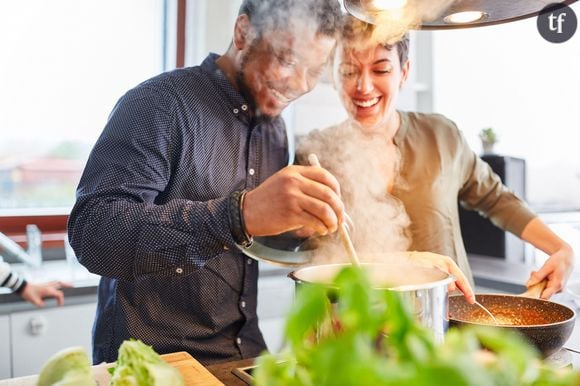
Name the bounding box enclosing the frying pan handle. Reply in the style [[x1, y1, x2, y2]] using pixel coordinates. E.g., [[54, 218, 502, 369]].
[[520, 279, 548, 298]]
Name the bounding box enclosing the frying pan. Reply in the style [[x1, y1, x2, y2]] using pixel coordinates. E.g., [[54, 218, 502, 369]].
[[449, 281, 576, 357]]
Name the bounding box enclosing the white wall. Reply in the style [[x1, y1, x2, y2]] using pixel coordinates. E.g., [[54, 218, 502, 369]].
[[186, 0, 241, 65], [431, 5, 580, 211]]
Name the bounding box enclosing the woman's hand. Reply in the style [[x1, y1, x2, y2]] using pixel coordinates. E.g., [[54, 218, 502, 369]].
[[408, 251, 475, 304], [526, 244, 574, 299], [521, 218, 575, 299]]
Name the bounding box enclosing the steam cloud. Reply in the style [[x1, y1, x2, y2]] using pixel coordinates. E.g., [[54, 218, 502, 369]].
[[243, 0, 457, 267], [292, 1, 459, 266], [297, 119, 412, 265], [349, 0, 456, 46]]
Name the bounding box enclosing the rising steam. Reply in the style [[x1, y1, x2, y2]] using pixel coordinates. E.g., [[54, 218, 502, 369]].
[[297, 119, 412, 265], [346, 0, 456, 45]]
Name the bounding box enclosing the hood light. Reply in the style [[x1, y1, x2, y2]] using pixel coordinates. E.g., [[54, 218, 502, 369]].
[[343, 0, 578, 29], [444, 11, 487, 24]]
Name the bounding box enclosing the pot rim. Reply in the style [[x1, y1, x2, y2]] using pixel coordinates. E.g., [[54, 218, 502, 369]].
[[288, 262, 454, 291]]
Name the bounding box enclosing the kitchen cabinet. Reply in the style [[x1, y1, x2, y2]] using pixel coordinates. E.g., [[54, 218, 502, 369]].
[[0, 315, 11, 380], [10, 302, 96, 377]]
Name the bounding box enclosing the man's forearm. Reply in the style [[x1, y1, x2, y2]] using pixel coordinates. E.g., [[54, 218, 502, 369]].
[[68, 195, 237, 281]]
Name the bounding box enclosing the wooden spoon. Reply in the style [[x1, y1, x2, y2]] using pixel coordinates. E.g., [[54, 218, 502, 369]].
[[520, 279, 548, 299], [307, 153, 361, 267]]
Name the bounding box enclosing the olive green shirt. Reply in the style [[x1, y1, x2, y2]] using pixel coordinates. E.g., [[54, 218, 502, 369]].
[[297, 111, 537, 283]]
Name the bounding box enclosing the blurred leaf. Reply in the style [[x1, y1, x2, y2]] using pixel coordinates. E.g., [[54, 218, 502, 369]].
[[254, 266, 579, 386]]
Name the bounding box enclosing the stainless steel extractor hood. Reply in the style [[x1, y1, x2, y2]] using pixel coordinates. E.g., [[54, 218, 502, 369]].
[[343, 0, 578, 29]]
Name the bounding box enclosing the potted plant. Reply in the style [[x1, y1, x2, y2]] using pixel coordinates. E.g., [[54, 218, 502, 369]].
[[479, 127, 498, 154]]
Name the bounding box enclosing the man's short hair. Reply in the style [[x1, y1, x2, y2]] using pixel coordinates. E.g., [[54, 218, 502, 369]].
[[239, 0, 343, 38]]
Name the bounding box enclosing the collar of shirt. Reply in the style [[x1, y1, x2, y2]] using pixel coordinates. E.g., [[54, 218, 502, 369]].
[[201, 53, 258, 125]]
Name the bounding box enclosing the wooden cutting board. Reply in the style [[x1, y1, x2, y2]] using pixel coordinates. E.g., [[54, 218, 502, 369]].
[[160, 351, 225, 386], [94, 351, 224, 386], [0, 351, 224, 386]]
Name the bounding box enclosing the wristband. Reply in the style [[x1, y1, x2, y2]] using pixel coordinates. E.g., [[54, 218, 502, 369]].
[[228, 190, 253, 248]]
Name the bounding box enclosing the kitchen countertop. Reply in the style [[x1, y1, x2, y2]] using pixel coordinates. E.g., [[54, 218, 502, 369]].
[[3, 254, 580, 342], [469, 254, 536, 293], [0, 259, 293, 314], [206, 357, 255, 386], [3, 254, 580, 382], [1, 253, 578, 310]]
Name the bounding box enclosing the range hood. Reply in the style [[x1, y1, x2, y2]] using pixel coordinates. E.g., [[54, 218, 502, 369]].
[[343, 0, 578, 29]]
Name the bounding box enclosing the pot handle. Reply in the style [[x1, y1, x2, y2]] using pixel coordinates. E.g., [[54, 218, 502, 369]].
[[520, 279, 548, 298]]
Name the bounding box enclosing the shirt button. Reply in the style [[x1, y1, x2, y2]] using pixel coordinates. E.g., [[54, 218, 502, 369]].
[[248, 168, 255, 176], [241, 104, 248, 111], [247, 259, 253, 265], [223, 245, 229, 251], [240, 301, 246, 308], [236, 337, 242, 345], [176, 267, 183, 274], [233, 108, 239, 114]]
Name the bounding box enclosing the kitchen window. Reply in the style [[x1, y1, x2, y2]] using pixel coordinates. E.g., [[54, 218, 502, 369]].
[[1, 0, 179, 250], [1, 0, 171, 212]]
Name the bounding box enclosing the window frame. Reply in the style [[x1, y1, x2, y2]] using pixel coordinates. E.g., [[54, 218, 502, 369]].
[[1, 214, 68, 249]]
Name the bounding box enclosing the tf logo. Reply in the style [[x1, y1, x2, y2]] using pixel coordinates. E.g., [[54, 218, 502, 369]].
[[537, 3, 577, 43]]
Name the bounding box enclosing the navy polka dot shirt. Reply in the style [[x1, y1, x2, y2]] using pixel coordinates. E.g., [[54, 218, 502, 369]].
[[68, 53, 289, 365]]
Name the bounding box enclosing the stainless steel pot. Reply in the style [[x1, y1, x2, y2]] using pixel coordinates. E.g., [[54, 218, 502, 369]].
[[288, 262, 453, 341]]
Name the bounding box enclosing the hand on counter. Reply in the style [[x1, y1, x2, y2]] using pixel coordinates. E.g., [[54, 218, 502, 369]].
[[21, 280, 73, 307]]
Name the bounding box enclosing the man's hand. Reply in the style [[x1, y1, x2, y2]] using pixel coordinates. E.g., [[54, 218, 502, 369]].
[[243, 165, 344, 237], [20, 281, 73, 307]]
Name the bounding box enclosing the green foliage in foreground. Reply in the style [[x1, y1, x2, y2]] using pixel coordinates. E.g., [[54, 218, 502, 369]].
[[254, 267, 580, 386]]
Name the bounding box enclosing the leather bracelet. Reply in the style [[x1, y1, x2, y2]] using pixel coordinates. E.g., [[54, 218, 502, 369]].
[[239, 191, 253, 242], [228, 190, 253, 248]]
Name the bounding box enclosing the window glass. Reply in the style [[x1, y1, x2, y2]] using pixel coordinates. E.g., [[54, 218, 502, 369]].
[[0, 0, 165, 210]]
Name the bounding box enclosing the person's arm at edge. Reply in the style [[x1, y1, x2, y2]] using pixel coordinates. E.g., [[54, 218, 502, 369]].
[[521, 218, 574, 299], [1, 261, 70, 307]]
